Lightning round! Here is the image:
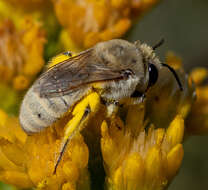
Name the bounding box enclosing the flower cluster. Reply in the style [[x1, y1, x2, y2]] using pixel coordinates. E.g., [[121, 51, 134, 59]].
[[101, 114, 184, 190], [186, 68, 208, 135], [0, 53, 207, 190], [0, 108, 90, 190], [0, 18, 46, 90], [0, 0, 207, 190], [53, 0, 160, 50]]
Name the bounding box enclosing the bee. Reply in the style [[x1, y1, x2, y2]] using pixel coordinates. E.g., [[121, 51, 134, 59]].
[[19, 39, 183, 173]]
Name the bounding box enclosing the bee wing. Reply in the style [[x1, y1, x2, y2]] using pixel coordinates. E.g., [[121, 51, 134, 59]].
[[34, 49, 126, 98]]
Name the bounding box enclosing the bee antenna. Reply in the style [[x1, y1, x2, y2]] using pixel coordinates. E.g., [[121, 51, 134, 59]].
[[161, 63, 183, 91], [153, 38, 165, 50]]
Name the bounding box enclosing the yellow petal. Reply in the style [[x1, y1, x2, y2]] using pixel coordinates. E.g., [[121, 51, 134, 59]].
[[166, 115, 184, 148], [0, 110, 26, 144], [0, 171, 33, 188], [62, 182, 76, 190], [0, 149, 22, 171], [112, 167, 123, 189], [186, 86, 208, 135], [144, 145, 167, 189], [63, 161, 79, 181], [101, 121, 115, 166], [0, 138, 26, 167], [69, 135, 89, 169], [167, 144, 184, 179], [155, 128, 165, 146], [190, 67, 208, 85], [122, 153, 144, 189]]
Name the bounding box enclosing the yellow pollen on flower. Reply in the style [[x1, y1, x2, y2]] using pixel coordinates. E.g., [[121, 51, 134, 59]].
[[73, 92, 100, 115], [48, 54, 72, 68]]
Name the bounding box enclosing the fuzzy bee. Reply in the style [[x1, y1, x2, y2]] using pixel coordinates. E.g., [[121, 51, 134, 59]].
[[19, 39, 183, 173]]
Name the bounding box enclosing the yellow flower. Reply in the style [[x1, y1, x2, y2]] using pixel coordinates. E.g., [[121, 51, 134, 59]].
[[0, 0, 207, 189], [0, 29, 207, 189], [1, 48, 207, 190], [101, 105, 184, 190], [0, 18, 46, 91], [0, 60, 197, 190], [146, 52, 196, 128], [186, 67, 208, 135], [53, 0, 160, 50], [0, 107, 90, 190]]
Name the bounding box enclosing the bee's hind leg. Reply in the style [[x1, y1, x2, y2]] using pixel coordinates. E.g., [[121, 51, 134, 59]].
[[53, 92, 101, 174]]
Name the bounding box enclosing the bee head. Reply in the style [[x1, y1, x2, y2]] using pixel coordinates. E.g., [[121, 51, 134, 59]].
[[135, 39, 183, 92]]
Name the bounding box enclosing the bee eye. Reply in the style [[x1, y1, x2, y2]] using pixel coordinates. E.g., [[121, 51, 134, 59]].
[[148, 64, 158, 88]]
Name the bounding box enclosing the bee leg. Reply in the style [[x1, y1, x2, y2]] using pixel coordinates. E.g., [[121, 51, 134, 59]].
[[53, 106, 91, 174], [53, 92, 101, 174], [106, 103, 119, 117], [100, 97, 121, 117]]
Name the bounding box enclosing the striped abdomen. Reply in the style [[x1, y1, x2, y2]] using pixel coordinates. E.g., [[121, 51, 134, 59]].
[[19, 85, 90, 134]]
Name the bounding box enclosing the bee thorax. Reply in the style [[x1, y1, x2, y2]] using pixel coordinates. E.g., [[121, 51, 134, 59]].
[[101, 76, 140, 101]]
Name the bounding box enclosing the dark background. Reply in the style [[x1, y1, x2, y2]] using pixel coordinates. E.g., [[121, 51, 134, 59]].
[[127, 0, 208, 189]]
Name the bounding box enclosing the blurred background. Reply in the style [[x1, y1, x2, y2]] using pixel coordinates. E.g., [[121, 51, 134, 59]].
[[0, 0, 207, 189], [128, 0, 208, 189], [128, 0, 208, 70]]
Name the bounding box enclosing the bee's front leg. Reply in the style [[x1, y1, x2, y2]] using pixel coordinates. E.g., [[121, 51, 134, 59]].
[[100, 98, 121, 117]]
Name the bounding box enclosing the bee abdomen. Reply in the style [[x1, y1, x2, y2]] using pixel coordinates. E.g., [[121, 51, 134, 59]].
[[20, 87, 58, 133], [19, 86, 90, 134]]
